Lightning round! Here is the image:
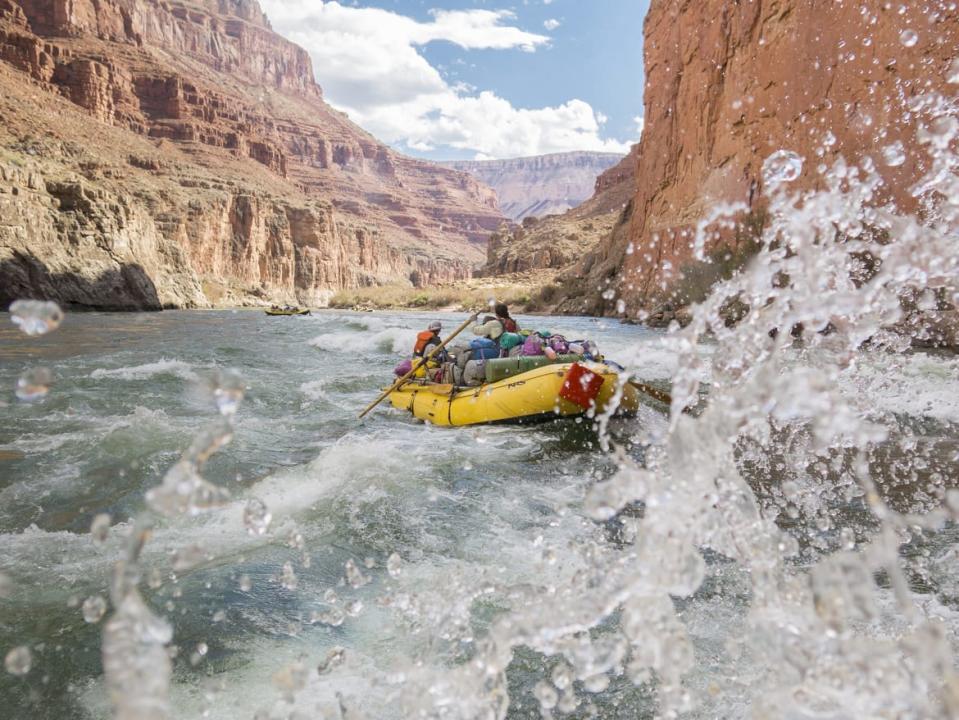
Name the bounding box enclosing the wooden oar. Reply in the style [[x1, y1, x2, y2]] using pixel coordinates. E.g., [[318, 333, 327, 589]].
[[358, 312, 478, 419], [627, 378, 673, 407], [626, 378, 700, 415]]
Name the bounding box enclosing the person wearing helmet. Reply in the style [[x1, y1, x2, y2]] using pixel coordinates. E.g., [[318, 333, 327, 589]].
[[413, 320, 446, 360]]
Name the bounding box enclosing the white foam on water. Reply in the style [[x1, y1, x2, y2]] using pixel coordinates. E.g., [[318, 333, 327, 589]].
[[90, 359, 202, 382], [842, 350, 959, 423], [310, 326, 413, 356]]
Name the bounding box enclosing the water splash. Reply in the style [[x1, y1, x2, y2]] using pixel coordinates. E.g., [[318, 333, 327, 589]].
[[102, 524, 172, 720], [362, 94, 959, 720]]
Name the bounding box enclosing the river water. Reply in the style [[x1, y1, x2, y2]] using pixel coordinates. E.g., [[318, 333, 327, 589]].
[[0, 310, 682, 719], [2, 304, 958, 719]]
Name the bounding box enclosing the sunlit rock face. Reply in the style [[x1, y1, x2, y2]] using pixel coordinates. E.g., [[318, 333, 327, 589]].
[[484, 147, 638, 275], [444, 151, 624, 222], [572, 0, 959, 322], [0, 0, 504, 309]]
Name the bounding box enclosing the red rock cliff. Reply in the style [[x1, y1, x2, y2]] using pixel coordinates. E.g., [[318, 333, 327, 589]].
[[572, 0, 958, 319], [0, 0, 503, 309]]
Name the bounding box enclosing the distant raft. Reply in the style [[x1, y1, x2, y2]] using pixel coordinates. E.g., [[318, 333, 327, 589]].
[[387, 361, 639, 427], [265, 308, 311, 316]]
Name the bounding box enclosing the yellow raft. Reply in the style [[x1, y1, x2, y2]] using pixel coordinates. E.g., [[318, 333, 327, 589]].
[[265, 308, 311, 316], [387, 362, 640, 427]]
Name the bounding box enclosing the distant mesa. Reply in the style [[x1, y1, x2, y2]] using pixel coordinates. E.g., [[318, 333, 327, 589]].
[[442, 151, 624, 222], [481, 147, 637, 278]]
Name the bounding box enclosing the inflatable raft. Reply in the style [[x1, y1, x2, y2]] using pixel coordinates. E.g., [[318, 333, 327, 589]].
[[387, 361, 640, 427], [265, 308, 311, 316]]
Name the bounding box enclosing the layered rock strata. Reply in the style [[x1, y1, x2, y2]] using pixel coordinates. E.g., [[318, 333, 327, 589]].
[[485, 147, 638, 275], [567, 0, 959, 319], [0, 0, 504, 309], [445, 151, 624, 222]]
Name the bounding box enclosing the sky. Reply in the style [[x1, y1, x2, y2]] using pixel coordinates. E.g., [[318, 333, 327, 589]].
[[259, 0, 650, 160]]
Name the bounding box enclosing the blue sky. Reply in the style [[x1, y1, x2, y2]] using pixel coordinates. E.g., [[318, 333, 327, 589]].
[[260, 0, 650, 160]]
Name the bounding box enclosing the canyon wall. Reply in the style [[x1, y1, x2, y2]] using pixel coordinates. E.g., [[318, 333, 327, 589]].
[[485, 147, 637, 275], [444, 151, 623, 222], [0, 0, 504, 309], [566, 0, 958, 319]]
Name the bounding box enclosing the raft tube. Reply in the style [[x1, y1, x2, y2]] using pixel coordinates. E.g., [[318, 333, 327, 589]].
[[265, 308, 311, 316], [387, 362, 639, 427]]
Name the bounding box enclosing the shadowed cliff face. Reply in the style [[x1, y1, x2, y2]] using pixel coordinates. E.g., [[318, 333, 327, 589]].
[[0, 0, 504, 309], [572, 0, 958, 318]]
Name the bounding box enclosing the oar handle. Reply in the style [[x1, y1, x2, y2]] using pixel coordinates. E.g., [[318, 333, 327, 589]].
[[358, 312, 478, 419]]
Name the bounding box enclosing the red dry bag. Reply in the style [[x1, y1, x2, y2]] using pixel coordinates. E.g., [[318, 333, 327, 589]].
[[559, 363, 605, 409]]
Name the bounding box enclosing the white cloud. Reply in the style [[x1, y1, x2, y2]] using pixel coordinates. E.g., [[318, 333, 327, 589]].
[[260, 0, 633, 159], [633, 115, 645, 139], [543, 18, 561, 31]]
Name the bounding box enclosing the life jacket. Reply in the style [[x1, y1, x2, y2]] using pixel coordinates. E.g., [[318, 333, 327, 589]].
[[501, 317, 518, 333], [413, 330, 439, 356]]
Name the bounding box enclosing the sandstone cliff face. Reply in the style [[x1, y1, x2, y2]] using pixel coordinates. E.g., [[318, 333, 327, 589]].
[[0, 0, 504, 309], [444, 151, 623, 222], [485, 147, 637, 275], [570, 0, 958, 318]]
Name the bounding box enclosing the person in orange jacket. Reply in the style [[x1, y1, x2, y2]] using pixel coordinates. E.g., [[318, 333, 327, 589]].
[[413, 320, 447, 361]]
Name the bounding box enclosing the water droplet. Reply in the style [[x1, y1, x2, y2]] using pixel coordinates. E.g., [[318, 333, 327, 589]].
[[534, 681, 558, 710], [280, 562, 298, 591], [317, 647, 345, 675], [146, 460, 231, 517], [345, 559, 369, 589], [190, 642, 208, 666], [239, 575, 252, 592], [312, 607, 345, 627], [82, 595, 107, 624], [147, 568, 163, 589], [4, 646, 31, 676], [583, 673, 610, 693], [243, 498, 271, 536], [762, 150, 803, 187], [551, 662, 573, 690], [286, 531, 305, 551], [386, 553, 403, 578], [345, 599, 363, 617], [210, 369, 245, 417], [90, 513, 111, 545], [272, 659, 308, 701], [9, 300, 63, 336], [899, 29, 918, 47], [172, 544, 210, 572], [947, 58, 959, 84], [15, 367, 53, 401]]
